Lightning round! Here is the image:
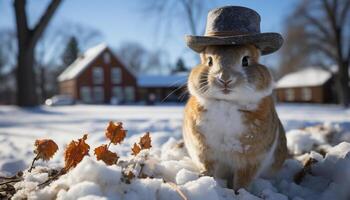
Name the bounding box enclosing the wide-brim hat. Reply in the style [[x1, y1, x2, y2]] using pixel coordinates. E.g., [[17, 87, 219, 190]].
[[185, 6, 283, 55]]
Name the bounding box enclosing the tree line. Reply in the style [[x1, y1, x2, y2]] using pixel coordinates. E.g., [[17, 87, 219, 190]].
[[0, 0, 348, 107]]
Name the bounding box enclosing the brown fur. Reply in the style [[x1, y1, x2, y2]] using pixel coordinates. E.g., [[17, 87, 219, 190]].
[[183, 45, 288, 190]]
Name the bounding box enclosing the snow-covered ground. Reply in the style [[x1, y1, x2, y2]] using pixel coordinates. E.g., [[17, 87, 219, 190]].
[[0, 104, 350, 200]]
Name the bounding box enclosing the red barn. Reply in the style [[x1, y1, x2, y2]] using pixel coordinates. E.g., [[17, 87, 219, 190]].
[[58, 43, 187, 104]]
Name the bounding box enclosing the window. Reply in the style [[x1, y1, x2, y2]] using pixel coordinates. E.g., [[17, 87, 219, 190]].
[[301, 88, 312, 101], [93, 86, 104, 103], [103, 52, 110, 63], [112, 86, 124, 102], [93, 67, 104, 84], [111, 68, 122, 84], [125, 86, 135, 102], [285, 89, 295, 101], [80, 86, 91, 103]]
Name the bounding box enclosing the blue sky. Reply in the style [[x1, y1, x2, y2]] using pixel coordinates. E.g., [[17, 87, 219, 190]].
[[0, 0, 299, 68]]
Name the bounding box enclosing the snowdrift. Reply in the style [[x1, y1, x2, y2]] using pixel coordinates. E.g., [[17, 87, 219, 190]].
[[7, 124, 350, 200]]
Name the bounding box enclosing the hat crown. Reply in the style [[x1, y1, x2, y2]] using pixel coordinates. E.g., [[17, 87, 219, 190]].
[[205, 6, 261, 36]]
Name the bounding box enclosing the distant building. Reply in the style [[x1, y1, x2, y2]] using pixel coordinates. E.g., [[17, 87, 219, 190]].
[[58, 43, 187, 104], [275, 68, 336, 103]]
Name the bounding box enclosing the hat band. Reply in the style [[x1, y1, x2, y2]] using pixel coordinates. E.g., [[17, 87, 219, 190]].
[[206, 31, 259, 37]]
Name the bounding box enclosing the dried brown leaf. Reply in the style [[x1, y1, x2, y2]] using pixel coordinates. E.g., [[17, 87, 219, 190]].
[[131, 143, 141, 156], [294, 157, 318, 184], [105, 121, 127, 145], [139, 132, 152, 149], [131, 132, 152, 156], [94, 144, 119, 165], [124, 171, 135, 184], [64, 134, 90, 171], [34, 139, 58, 161]]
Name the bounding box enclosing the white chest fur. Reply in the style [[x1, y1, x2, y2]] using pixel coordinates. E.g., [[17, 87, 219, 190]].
[[197, 100, 247, 154]]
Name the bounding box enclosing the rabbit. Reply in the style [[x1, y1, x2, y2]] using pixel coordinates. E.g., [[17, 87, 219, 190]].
[[183, 44, 287, 190]]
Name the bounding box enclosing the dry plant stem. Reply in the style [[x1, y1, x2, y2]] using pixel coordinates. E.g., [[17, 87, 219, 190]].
[[107, 129, 118, 149], [38, 169, 65, 188], [0, 175, 18, 180], [138, 164, 144, 178], [166, 181, 188, 200], [28, 154, 40, 172], [0, 179, 22, 186], [107, 141, 112, 149]]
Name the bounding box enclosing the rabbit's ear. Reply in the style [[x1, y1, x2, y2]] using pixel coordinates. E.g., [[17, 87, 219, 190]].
[[246, 45, 261, 63], [199, 49, 208, 64]]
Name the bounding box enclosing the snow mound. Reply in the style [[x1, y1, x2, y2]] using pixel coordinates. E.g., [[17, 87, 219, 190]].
[[286, 123, 340, 155], [11, 134, 350, 200]]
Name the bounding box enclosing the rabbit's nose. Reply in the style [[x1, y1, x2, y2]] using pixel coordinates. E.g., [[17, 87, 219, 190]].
[[216, 72, 233, 85]]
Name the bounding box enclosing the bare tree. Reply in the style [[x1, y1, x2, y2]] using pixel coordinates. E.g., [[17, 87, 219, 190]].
[[13, 0, 62, 107], [144, 0, 212, 36], [282, 0, 350, 107], [116, 42, 171, 75], [0, 29, 17, 73], [117, 42, 148, 74], [34, 23, 102, 102], [144, 49, 172, 75], [278, 19, 314, 77], [137, 0, 215, 72], [0, 29, 17, 104]]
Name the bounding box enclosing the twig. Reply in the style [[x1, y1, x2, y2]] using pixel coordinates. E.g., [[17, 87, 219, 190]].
[[107, 141, 112, 150], [166, 181, 188, 200], [38, 169, 65, 188], [0, 172, 23, 185], [0, 179, 22, 186], [0, 176, 17, 180], [28, 154, 40, 172], [137, 163, 146, 178]]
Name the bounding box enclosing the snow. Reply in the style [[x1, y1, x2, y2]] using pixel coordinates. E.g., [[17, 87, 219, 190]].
[[1, 104, 350, 199], [276, 68, 332, 88], [57, 43, 108, 82], [137, 74, 187, 88]]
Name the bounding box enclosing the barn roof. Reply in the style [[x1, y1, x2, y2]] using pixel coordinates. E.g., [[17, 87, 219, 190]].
[[137, 73, 188, 88], [58, 43, 108, 82], [276, 67, 332, 89]]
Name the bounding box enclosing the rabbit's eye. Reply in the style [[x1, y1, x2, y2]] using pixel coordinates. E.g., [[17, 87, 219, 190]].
[[207, 57, 213, 67], [242, 56, 249, 67]]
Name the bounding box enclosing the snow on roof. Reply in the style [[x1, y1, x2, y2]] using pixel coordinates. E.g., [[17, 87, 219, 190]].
[[276, 67, 332, 88], [58, 43, 108, 82], [137, 74, 188, 88]]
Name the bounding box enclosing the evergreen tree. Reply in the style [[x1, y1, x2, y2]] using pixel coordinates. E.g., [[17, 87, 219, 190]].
[[62, 36, 79, 67], [172, 58, 187, 74]]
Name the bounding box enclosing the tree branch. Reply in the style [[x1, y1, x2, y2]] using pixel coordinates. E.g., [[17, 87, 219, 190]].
[[30, 0, 62, 48], [339, 0, 350, 26], [180, 0, 197, 35], [331, 0, 338, 18], [303, 11, 332, 39], [14, 0, 29, 46], [322, 0, 338, 31], [304, 31, 331, 45], [322, 0, 346, 61], [309, 42, 337, 61]]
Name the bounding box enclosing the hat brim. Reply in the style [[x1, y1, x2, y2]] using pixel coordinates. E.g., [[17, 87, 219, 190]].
[[185, 32, 283, 55]]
